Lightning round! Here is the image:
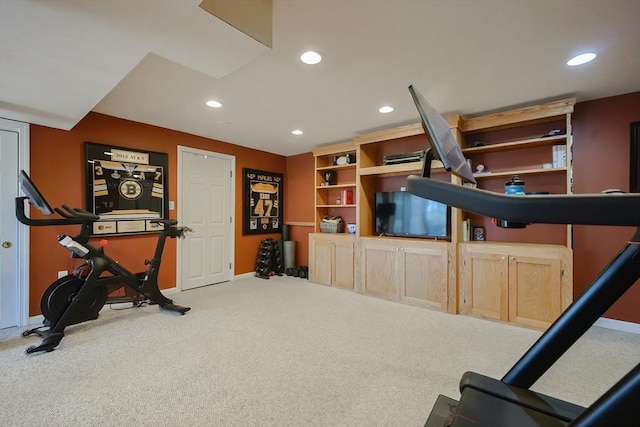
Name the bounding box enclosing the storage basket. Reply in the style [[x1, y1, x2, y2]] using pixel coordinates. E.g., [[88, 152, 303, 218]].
[[320, 216, 344, 233]]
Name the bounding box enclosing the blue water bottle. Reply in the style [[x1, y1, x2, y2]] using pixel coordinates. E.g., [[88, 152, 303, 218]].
[[505, 175, 525, 195]]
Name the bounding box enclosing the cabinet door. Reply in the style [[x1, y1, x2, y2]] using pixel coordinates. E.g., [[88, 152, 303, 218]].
[[360, 239, 398, 300], [400, 244, 448, 310], [459, 245, 509, 321], [332, 237, 354, 289], [508, 249, 569, 329], [309, 234, 333, 286]]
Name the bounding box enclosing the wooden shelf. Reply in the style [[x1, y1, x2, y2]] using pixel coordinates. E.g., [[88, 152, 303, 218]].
[[462, 135, 566, 154], [473, 167, 567, 179], [317, 163, 356, 171], [315, 183, 356, 189], [312, 141, 355, 157], [359, 160, 444, 177], [317, 204, 356, 208], [460, 98, 576, 133]]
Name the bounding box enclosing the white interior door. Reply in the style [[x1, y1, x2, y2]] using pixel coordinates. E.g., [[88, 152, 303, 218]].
[[0, 129, 20, 328], [179, 147, 234, 290]]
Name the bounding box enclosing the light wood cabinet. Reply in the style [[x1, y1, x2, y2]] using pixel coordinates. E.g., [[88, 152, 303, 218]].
[[359, 237, 450, 310], [359, 238, 399, 299], [400, 240, 450, 310], [308, 233, 355, 290], [459, 242, 572, 329]]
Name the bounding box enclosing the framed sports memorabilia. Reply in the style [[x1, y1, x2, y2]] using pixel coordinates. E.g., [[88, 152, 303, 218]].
[[84, 142, 169, 236], [242, 168, 283, 235]]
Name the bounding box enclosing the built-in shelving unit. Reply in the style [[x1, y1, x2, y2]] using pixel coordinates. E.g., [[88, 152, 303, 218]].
[[460, 97, 575, 247], [308, 97, 576, 330], [312, 141, 357, 234]]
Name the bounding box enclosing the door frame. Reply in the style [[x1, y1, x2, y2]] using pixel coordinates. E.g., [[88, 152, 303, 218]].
[[176, 146, 235, 290], [1, 118, 30, 326]]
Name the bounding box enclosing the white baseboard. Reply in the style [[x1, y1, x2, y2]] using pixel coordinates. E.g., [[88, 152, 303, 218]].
[[27, 314, 44, 326], [594, 317, 640, 334], [234, 272, 255, 280]]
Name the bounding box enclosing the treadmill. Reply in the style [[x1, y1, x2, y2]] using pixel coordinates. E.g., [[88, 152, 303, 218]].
[[407, 85, 640, 427]]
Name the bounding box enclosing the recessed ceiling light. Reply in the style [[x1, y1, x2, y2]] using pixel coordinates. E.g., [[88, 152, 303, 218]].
[[567, 53, 596, 66], [379, 106, 394, 113], [291, 129, 303, 135], [300, 51, 322, 65], [206, 100, 222, 108]]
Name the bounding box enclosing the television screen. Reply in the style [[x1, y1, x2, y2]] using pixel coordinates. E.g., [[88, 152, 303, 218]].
[[375, 191, 449, 239]]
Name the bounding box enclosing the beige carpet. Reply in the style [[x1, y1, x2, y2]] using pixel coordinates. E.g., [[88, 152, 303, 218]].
[[1, 276, 638, 426]]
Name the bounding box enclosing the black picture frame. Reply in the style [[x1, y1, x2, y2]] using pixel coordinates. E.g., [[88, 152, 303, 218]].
[[630, 121, 640, 193], [242, 168, 283, 235], [84, 142, 169, 236]]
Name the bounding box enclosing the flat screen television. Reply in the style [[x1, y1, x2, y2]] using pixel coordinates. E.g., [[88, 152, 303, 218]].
[[375, 191, 450, 240]]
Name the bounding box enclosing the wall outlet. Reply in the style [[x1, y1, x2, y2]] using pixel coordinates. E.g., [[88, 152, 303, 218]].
[[400, 186, 406, 191], [57, 270, 68, 279]]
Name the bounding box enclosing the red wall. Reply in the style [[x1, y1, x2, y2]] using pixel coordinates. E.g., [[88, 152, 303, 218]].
[[26, 93, 640, 324], [29, 112, 285, 315], [572, 92, 640, 323], [284, 152, 315, 266]]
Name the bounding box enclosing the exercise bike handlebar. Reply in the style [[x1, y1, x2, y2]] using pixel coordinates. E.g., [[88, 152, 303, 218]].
[[15, 196, 96, 227], [60, 204, 100, 221], [406, 175, 640, 227]]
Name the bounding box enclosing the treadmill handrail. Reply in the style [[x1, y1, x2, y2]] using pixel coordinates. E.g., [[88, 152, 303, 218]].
[[407, 175, 640, 227]]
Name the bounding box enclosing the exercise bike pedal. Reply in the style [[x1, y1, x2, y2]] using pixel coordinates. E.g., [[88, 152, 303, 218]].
[[160, 303, 191, 315]]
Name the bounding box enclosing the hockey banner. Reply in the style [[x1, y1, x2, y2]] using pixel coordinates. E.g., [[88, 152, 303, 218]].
[[242, 168, 283, 235], [85, 142, 169, 236]]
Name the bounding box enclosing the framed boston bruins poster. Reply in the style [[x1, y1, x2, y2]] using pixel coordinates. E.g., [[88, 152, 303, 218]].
[[85, 142, 169, 236], [242, 168, 283, 235]]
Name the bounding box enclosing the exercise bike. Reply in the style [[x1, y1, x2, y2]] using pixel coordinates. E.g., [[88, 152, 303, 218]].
[[15, 170, 191, 354]]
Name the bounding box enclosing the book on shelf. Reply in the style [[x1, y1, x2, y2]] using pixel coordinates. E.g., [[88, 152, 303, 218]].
[[552, 145, 567, 167], [463, 219, 471, 241]]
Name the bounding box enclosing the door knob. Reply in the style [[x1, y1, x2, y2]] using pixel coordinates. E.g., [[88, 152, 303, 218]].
[[2, 241, 12, 249]]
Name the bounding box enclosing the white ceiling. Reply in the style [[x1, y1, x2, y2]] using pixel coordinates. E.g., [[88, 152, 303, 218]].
[[1, 0, 639, 156]]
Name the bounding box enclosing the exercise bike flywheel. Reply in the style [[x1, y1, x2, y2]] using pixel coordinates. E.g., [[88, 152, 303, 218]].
[[41, 275, 108, 326]]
